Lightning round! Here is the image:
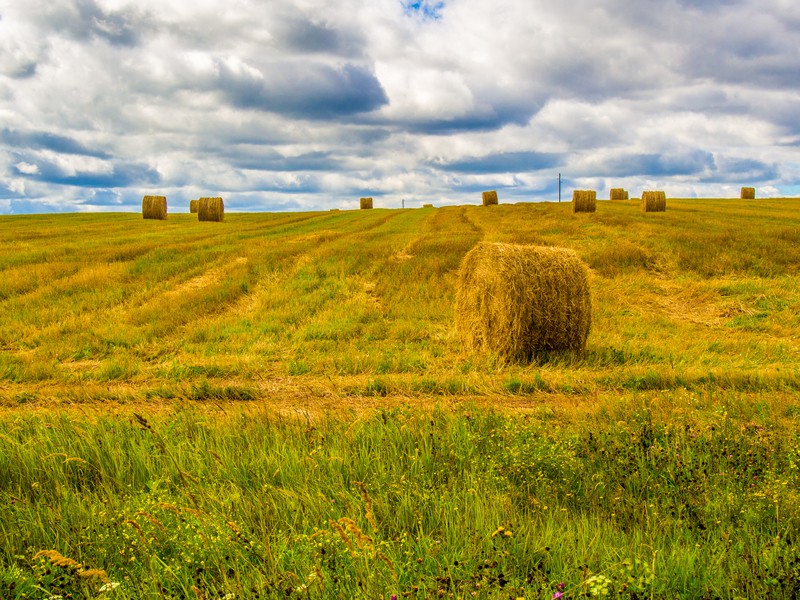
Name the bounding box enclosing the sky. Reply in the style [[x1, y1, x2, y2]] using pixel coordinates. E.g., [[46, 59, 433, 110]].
[[1, 0, 800, 214]]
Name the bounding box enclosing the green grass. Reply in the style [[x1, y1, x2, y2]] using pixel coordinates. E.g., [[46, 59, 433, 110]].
[[1, 199, 800, 597], [1, 395, 799, 598]]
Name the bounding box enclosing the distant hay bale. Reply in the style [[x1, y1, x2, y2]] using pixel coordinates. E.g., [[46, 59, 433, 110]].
[[641, 191, 666, 212], [454, 242, 592, 361], [741, 187, 756, 199], [572, 190, 597, 213], [610, 188, 628, 201], [189, 199, 199, 214], [330, 208, 341, 212], [422, 203, 434, 208], [198, 197, 224, 222], [142, 195, 167, 220], [482, 190, 499, 206], [360, 197, 373, 209]]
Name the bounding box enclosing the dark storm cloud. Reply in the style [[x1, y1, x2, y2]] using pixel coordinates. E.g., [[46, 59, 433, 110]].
[[217, 61, 388, 119], [1, 129, 110, 158], [435, 151, 562, 174]]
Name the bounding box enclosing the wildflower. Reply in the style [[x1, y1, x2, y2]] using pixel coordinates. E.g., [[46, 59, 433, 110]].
[[553, 593, 564, 599], [98, 581, 121, 593]]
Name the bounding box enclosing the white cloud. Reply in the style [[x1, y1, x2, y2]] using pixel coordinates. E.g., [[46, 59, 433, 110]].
[[15, 161, 39, 175], [1, 0, 800, 213]]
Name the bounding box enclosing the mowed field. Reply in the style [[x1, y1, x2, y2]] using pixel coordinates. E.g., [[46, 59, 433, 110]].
[[1, 199, 800, 598]]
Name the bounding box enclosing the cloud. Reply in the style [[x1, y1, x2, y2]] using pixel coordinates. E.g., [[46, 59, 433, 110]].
[[216, 58, 388, 119], [2, 129, 110, 158], [1, 0, 799, 214], [30, 0, 149, 47], [434, 151, 563, 173]]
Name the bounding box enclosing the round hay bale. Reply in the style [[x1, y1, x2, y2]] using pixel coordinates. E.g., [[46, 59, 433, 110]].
[[641, 191, 666, 212], [189, 199, 199, 214], [422, 203, 434, 208], [741, 187, 756, 200], [142, 195, 167, 220], [610, 188, 627, 201], [454, 242, 592, 361], [198, 197, 224, 222], [360, 197, 373, 209], [572, 190, 596, 213], [482, 190, 499, 206]]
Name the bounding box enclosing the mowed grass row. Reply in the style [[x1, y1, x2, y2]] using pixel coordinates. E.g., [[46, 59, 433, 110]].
[[2, 199, 800, 404], [1, 392, 799, 599]]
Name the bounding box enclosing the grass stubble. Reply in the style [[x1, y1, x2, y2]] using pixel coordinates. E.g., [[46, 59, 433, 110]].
[[0, 199, 799, 597]]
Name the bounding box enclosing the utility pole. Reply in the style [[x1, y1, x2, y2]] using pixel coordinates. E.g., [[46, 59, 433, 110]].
[[402, 198, 405, 209], [558, 173, 561, 203]]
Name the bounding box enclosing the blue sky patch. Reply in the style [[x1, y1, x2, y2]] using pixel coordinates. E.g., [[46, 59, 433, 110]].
[[403, 1, 445, 20]]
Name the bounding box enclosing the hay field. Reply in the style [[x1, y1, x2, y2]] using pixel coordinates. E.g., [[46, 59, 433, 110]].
[[1, 199, 800, 598]]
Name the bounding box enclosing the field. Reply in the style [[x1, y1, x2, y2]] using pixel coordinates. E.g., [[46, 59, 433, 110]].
[[1, 199, 799, 598]]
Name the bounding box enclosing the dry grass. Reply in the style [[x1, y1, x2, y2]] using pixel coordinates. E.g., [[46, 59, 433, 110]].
[[572, 190, 597, 213], [454, 242, 592, 362], [741, 187, 756, 200], [360, 197, 373, 210], [482, 191, 499, 206], [198, 197, 224, 222], [641, 191, 666, 212], [142, 196, 167, 220]]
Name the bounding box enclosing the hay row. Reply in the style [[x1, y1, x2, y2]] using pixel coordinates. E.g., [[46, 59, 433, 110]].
[[482, 190, 499, 206], [572, 190, 596, 213], [198, 197, 224, 222], [454, 242, 592, 361], [741, 187, 756, 199], [142, 196, 167, 220], [360, 197, 373, 210], [610, 188, 629, 201]]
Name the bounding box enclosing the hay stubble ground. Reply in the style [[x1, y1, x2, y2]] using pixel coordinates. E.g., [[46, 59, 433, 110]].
[[2, 199, 800, 598]]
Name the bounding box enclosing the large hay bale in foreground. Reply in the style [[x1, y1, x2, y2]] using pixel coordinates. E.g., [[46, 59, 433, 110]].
[[142, 195, 167, 220], [454, 242, 592, 361], [482, 190, 499, 206], [610, 188, 628, 201], [572, 190, 596, 213], [198, 197, 224, 222], [641, 191, 666, 212], [189, 199, 199, 214], [360, 197, 373, 209], [741, 187, 756, 199]]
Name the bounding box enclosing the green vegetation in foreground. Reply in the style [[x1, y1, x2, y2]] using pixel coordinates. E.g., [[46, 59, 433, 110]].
[[1, 393, 799, 599], [1, 199, 800, 402]]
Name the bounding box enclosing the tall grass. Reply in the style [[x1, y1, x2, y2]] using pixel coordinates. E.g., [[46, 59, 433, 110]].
[[1, 393, 799, 598]]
